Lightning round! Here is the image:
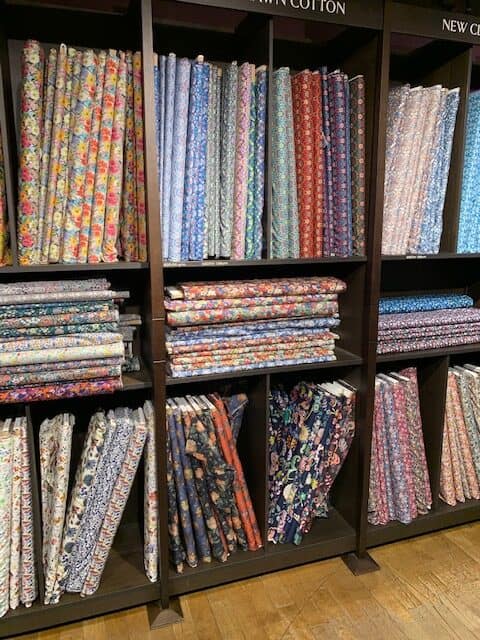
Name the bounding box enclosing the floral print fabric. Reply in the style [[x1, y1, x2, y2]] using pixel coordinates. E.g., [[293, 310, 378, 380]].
[[16, 40, 147, 265], [157, 54, 267, 262], [165, 277, 345, 377], [378, 295, 480, 355], [368, 369, 432, 526], [0, 279, 129, 402], [0, 417, 36, 618], [382, 84, 459, 255], [440, 366, 480, 505], [166, 394, 261, 573], [269, 380, 356, 544]]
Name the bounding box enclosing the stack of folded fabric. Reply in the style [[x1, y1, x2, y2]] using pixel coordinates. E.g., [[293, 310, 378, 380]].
[[383, 84, 460, 255], [119, 314, 142, 373], [268, 380, 356, 545], [165, 277, 346, 378], [40, 401, 157, 603], [0, 278, 128, 402], [0, 124, 11, 267], [166, 393, 261, 573], [0, 417, 36, 618], [377, 293, 480, 355], [272, 67, 366, 259], [368, 368, 432, 526], [17, 40, 147, 265], [440, 367, 480, 506], [156, 53, 267, 262]]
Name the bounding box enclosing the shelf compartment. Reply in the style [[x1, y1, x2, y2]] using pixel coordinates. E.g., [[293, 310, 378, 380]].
[[377, 343, 480, 363], [164, 257, 367, 269], [0, 545, 158, 638], [169, 509, 355, 597], [0, 262, 149, 274], [166, 347, 362, 386], [366, 499, 480, 549]]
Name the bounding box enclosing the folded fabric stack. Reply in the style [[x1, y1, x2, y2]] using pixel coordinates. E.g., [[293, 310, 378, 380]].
[[165, 277, 346, 378], [167, 393, 261, 573], [119, 314, 142, 373], [458, 91, 480, 252], [0, 417, 36, 618], [272, 67, 365, 259], [383, 84, 460, 255], [17, 40, 147, 265], [0, 278, 128, 403], [368, 368, 432, 526], [269, 380, 356, 545], [377, 294, 480, 355], [156, 53, 267, 262], [40, 401, 157, 603], [0, 125, 11, 267], [440, 367, 480, 506]]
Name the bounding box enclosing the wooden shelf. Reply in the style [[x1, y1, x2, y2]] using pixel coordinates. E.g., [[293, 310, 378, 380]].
[[169, 509, 356, 596], [123, 367, 153, 391], [366, 499, 480, 549], [382, 253, 480, 261], [377, 343, 480, 363], [164, 257, 367, 269], [166, 348, 362, 386], [0, 262, 149, 274], [0, 533, 158, 638]]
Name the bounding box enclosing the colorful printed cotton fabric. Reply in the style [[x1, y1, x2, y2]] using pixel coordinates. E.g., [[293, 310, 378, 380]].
[[165, 277, 345, 377], [368, 369, 432, 526], [383, 84, 460, 255], [157, 54, 267, 262], [0, 417, 36, 618], [16, 40, 147, 264], [378, 294, 480, 355], [0, 279, 129, 403], [440, 366, 480, 505], [269, 380, 356, 544], [166, 394, 261, 572]]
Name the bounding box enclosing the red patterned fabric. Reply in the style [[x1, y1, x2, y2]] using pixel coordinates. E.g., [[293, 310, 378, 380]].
[[311, 71, 324, 257], [292, 71, 314, 258]]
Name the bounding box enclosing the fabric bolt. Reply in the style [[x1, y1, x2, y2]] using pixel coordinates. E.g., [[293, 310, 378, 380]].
[[459, 90, 480, 253], [0, 365, 121, 388], [243, 66, 256, 261], [379, 294, 473, 315], [78, 51, 106, 263], [328, 71, 352, 257], [50, 412, 108, 603], [82, 409, 147, 596], [155, 55, 165, 260], [66, 409, 133, 593], [143, 401, 159, 583], [162, 53, 176, 262], [18, 419, 36, 607], [61, 49, 97, 262], [166, 421, 186, 573], [165, 293, 336, 312], [39, 414, 74, 604], [231, 62, 252, 260], [310, 71, 324, 257], [87, 50, 119, 263], [168, 58, 191, 262], [8, 422, 22, 611], [0, 430, 12, 617], [292, 70, 315, 258], [102, 52, 127, 263], [37, 47, 57, 260], [133, 52, 147, 262], [181, 60, 203, 261], [0, 378, 122, 404], [321, 66, 334, 256], [46, 46, 73, 264], [120, 51, 137, 261], [349, 75, 366, 256], [249, 66, 267, 260], [220, 62, 238, 258], [17, 40, 44, 265]]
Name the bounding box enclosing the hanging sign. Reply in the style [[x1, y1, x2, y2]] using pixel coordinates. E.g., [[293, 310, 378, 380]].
[[391, 2, 480, 44], [175, 0, 383, 29]]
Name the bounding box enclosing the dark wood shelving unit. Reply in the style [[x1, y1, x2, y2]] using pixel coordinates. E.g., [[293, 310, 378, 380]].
[[0, 0, 479, 637]]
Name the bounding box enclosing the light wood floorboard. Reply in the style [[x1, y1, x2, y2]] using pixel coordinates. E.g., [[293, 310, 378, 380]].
[[13, 522, 480, 640]]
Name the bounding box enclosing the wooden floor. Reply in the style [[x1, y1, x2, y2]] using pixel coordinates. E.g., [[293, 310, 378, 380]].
[[14, 522, 480, 640]]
